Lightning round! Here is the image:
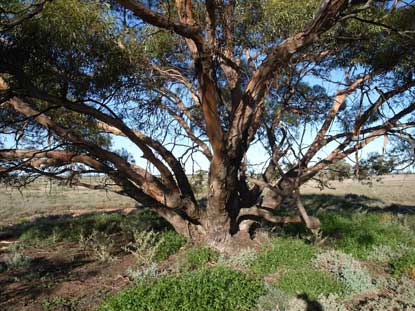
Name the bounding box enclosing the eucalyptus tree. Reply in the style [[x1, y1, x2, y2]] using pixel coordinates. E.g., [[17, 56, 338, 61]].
[[1, 0, 414, 249]]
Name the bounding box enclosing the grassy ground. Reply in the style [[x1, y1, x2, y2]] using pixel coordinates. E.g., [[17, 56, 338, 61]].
[[0, 175, 414, 310]]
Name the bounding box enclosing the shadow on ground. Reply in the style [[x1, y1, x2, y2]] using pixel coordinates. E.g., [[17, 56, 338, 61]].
[[0, 210, 147, 310], [301, 193, 415, 215], [0, 207, 170, 242], [0, 256, 95, 304]]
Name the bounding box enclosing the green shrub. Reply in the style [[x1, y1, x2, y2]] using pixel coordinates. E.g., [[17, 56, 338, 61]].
[[320, 212, 414, 259], [250, 237, 316, 276], [155, 230, 186, 262], [389, 251, 415, 277], [277, 269, 345, 300], [180, 246, 219, 271], [41, 296, 78, 311], [98, 267, 265, 311]]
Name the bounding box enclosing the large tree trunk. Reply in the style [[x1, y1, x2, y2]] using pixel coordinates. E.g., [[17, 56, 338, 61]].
[[202, 157, 241, 246]]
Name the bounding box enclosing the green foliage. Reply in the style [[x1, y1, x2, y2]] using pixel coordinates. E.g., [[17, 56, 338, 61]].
[[319, 160, 352, 182], [389, 251, 415, 278], [261, 0, 320, 37], [155, 230, 186, 262], [3, 0, 133, 97], [320, 212, 414, 259], [190, 170, 207, 196], [233, 0, 320, 48], [140, 26, 179, 59], [98, 267, 265, 311], [41, 296, 78, 311], [277, 269, 345, 300], [358, 153, 397, 178], [180, 246, 220, 271], [250, 237, 316, 276], [1, 0, 139, 148]]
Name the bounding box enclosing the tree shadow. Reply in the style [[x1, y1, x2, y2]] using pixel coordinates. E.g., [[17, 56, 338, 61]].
[[297, 293, 323, 311], [0, 255, 96, 304], [301, 193, 415, 215], [268, 193, 415, 238], [0, 207, 170, 241]]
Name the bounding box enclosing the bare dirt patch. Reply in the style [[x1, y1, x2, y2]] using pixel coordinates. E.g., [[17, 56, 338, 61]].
[[0, 232, 135, 311]]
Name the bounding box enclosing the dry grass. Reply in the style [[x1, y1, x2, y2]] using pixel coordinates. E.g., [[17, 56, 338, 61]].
[[1, 174, 414, 229], [0, 177, 135, 228], [301, 174, 415, 207]]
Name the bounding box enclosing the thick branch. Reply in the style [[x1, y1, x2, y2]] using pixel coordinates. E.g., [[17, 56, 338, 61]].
[[1, 0, 52, 31], [25, 90, 199, 200], [5, 97, 185, 209], [228, 0, 349, 163], [116, 0, 203, 49], [238, 207, 320, 227]]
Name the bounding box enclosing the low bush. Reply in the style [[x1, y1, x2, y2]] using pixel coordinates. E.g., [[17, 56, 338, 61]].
[[41, 296, 78, 311], [256, 284, 292, 311], [356, 277, 415, 310], [123, 230, 162, 267], [250, 237, 316, 276], [257, 286, 348, 311], [218, 248, 257, 270], [367, 243, 410, 262], [4, 251, 32, 270], [82, 230, 115, 263], [319, 212, 414, 259], [126, 263, 163, 282], [318, 294, 348, 311], [313, 250, 374, 293], [277, 269, 345, 300], [389, 250, 415, 278], [155, 230, 186, 262], [180, 246, 219, 271], [18, 213, 126, 244], [98, 267, 265, 311]]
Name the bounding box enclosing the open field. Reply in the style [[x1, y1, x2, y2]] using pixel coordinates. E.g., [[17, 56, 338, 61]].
[[0, 178, 135, 228], [302, 174, 415, 207], [0, 175, 414, 310]]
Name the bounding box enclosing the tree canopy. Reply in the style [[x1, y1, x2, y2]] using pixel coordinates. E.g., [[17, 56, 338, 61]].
[[1, 0, 414, 248]]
